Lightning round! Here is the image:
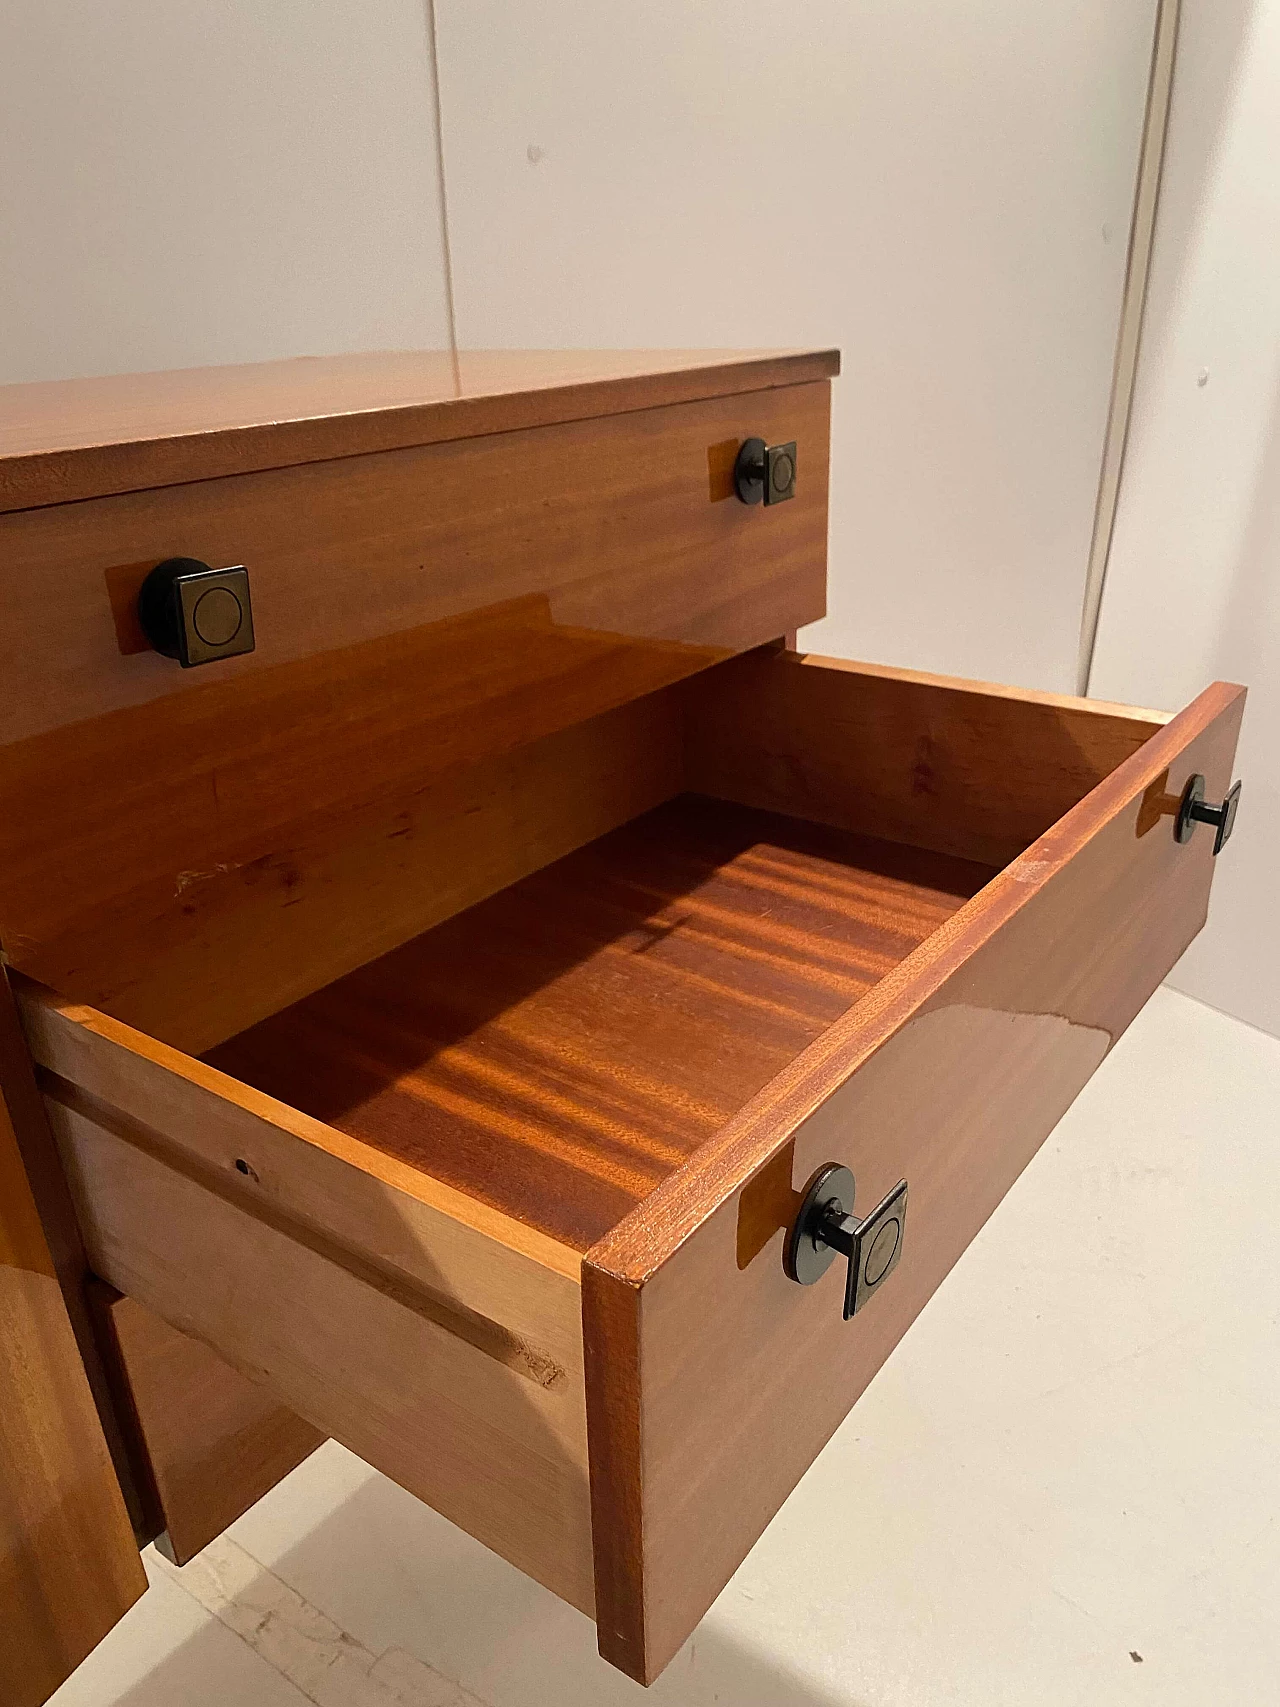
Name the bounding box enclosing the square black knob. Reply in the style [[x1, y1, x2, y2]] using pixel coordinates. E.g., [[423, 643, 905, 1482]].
[[733, 438, 798, 505], [137, 558, 256, 667]]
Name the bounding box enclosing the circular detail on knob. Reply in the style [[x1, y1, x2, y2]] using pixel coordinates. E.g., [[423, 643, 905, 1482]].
[[771, 451, 794, 494], [864, 1217, 900, 1286], [192, 585, 244, 646]]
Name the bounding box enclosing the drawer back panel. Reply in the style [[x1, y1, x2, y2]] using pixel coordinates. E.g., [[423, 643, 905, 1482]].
[[0, 383, 829, 1047]]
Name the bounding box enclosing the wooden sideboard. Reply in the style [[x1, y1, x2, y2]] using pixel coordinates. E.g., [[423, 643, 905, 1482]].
[[0, 348, 1243, 1699]]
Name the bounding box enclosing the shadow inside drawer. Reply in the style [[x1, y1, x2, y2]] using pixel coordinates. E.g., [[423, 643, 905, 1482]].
[[205, 797, 994, 1251]]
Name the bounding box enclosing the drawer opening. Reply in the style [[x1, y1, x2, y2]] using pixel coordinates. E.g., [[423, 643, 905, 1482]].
[[203, 794, 996, 1252], [191, 645, 1170, 1256], [14, 642, 1217, 1681]]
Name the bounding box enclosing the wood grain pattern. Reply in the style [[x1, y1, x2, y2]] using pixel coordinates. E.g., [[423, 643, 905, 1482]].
[[0, 1042, 144, 1707], [44, 1097, 595, 1614], [53, 682, 687, 1056], [0, 348, 839, 512], [17, 980, 581, 1327], [687, 649, 1170, 867], [0, 970, 155, 1542], [90, 1286, 323, 1568], [583, 679, 1244, 1682], [0, 383, 830, 1046], [207, 800, 991, 1252], [0, 384, 830, 747]]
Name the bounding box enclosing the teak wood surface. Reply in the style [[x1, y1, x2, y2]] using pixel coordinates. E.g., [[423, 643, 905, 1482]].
[[18, 979, 595, 1612], [0, 970, 154, 1537], [0, 316, 1243, 1703], [582, 679, 1245, 1681], [10, 344, 1237, 1695], [0, 377, 830, 1049], [207, 800, 992, 1251], [0, 1023, 144, 1707], [10, 648, 1239, 1691], [199, 646, 1171, 1253], [0, 348, 839, 512], [686, 650, 1170, 867], [91, 1286, 324, 1568]]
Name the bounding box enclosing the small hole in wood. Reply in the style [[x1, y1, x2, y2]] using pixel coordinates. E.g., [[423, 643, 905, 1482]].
[[233, 1157, 259, 1182]]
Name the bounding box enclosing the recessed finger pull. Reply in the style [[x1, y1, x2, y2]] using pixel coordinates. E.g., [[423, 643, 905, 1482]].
[[733, 437, 797, 505], [785, 1164, 908, 1320], [1175, 774, 1242, 855], [137, 557, 255, 667]]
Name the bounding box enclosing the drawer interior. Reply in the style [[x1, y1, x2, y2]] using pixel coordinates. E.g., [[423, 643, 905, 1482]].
[[205, 798, 993, 1250], [199, 648, 1165, 1252]]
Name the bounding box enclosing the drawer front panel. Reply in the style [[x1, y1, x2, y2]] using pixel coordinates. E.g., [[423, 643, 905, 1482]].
[[583, 677, 1245, 1682], [0, 381, 828, 1036]]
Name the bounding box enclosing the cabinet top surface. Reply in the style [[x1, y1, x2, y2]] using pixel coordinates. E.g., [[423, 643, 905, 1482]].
[[0, 347, 840, 513]]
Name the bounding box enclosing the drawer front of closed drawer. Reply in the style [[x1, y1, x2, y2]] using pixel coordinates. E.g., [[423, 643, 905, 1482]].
[[0, 380, 828, 749], [0, 381, 828, 1047], [582, 672, 1245, 1683]]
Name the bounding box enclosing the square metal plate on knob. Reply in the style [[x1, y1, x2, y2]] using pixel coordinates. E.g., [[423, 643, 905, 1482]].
[[173, 564, 255, 666], [764, 440, 797, 505], [839, 1179, 907, 1319]]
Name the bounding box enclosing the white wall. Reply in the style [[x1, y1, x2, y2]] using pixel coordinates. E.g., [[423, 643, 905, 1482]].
[[0, 1, 451, 382], [2, 3, 1157, 700], [1090, 0, 1279, 1037], [434, 0, 1160, 693]]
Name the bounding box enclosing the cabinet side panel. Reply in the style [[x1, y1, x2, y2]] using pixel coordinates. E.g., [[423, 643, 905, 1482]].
[[90, 1284, 324, 1568], [0, 1078, 144, 1707]]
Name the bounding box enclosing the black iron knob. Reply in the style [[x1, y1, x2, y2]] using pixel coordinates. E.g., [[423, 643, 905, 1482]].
[[137, 558, 255, 668], [1175, 774, 1242, 855], [734, 437, 797, 505], [785, 1164, 908, 1320]]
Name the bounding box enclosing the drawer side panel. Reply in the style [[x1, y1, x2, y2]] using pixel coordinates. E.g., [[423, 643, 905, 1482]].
[[47, 1099, 595, 1615]]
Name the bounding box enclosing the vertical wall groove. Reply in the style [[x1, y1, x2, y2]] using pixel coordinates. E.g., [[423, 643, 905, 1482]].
[[1077, 0, 1183, 696], [425, 0, 460, 376]]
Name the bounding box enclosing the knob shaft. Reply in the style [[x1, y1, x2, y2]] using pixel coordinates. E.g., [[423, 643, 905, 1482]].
[[1175, 773, 1242, 855], [733, 437, 797, 505], [785, 1164, 908, 1319]]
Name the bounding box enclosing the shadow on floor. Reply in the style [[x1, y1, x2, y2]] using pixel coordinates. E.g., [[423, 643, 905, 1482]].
[[106, 1462, 868, 1707]]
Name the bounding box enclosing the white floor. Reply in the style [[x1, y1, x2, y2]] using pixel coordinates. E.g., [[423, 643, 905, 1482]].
[[50, 986, 1280, 1707]]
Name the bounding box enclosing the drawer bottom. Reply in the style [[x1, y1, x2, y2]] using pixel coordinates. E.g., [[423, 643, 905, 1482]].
[[204, 796, 996, 1253]]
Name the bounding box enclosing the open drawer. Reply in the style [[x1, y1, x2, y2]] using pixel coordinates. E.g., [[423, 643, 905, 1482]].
[[13, 648, 1243, 1684]]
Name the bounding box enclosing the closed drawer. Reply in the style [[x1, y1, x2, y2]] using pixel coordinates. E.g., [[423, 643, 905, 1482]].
[[0, 382, 828, 1046], [14, 648, 1244, 1685]]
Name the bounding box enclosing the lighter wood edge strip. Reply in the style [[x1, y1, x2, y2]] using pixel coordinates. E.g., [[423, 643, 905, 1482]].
[[46, 1076, 568, 1391], [586, 679, 1244, 1284], [14, 977, 581, 1283]]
